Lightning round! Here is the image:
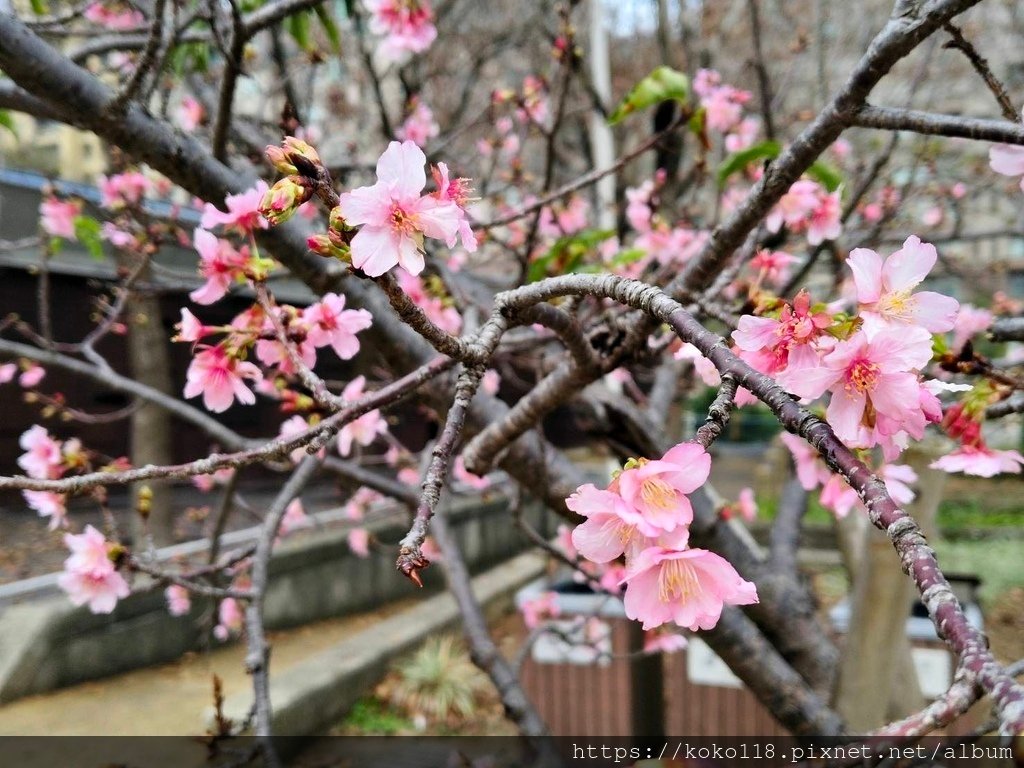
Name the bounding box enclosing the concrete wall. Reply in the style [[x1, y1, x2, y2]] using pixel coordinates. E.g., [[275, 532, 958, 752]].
[[0, 495, 551, 703]]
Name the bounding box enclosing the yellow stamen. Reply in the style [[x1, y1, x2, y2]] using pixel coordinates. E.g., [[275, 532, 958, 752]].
[[658, 558, 701, 603]]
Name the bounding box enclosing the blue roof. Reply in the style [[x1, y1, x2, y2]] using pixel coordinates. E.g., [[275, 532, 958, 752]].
[[0, 168, 202, 224]]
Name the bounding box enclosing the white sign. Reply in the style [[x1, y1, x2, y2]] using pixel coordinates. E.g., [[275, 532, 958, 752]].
[[686, 638, 743, 689], [913, 647, 953, 699]]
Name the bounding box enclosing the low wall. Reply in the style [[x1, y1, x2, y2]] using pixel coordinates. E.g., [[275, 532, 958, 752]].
[[0, 492, 551, 703]]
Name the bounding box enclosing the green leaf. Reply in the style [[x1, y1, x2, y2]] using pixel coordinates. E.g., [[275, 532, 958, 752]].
[[30, 0, 49, 14], [609, 248, 647, 268], [807, 159, 843, 192], [716, 139, 781, 187], [527, 228, 615, 283], [0, 110, 16, 139], [608, 66, 689, 125], [314, 5, 342, 53], [73, 216, 104, 260], [286, 10, 313, 52]]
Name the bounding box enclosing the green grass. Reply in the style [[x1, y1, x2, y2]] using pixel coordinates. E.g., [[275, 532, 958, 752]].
[[932, 538, 1024, 606], [756, 493, 1024, 534], [341, 698, 414, 735]]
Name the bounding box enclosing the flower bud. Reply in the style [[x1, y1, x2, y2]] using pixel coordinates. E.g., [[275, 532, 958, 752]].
[[258, 176, 313, 226], [328, 205, 347, 233], [282, 136, 321, 167], [307, 234, 349, 261], [265, 145, 297, 175]]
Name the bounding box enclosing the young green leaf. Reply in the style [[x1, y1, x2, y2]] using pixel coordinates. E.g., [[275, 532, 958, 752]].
[[608, 66, 689, 126], [73, 216, 105, 260], [0, 110, 17, 139], [716, 139, 781, 186], [807, 159, 843, 192], [315, 5, 342, 53]]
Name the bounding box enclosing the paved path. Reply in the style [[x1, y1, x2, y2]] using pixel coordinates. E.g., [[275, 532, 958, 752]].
[[0, 600, 411, 736]]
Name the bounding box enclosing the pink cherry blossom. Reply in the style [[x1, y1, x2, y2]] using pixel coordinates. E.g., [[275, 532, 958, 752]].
[[213, 597, 243, 640], [702, 84, 750, 133], [174, 308, 211, 343], [673, 343, 721, 386], [365, 0, 437, 59], [254, 308, 317, 376], [749, 249, 797, 285], [616, 442, 711, 532], [625, 180, 655, 232], [84, 2, 144, 29], [98, 171, 150, 210], [191, 467, 234, 492], [58, 525, 129, 614], [731, 290, 832, 378], [24, 490, 68, 529], [622, 547, 758, 631], [397, 99, 439, 147], [737, 488, 758, 522], [395, 268, 463, 333], [348, 527, 371, 558], [303, 293, 371, 360], [420, 536, 443, 562], [787, 327, 935, 446], [200, 182, 269, 235], [989, 143, 1024, 191], [725, 118, 759, 152], [930, 445, 1024, 477], [337, 140, 471, 276], [950, 304, 993, 353], [779, 432, 830, 491], [538, 196, 589, 238], [643, 630, 688, 654], [183, 345, 262, 413], [521, 591, 560, 629], [693, 69, 722, 99], [338, 376, 388, 456], [18, 425, 64, 479], [481, 369, 501, 396], [453, 456, 490, 490], [101, 222, 134, 248], [820, 463, 916, 519], [847, 236, 959, 335], [517, 75, 549, 127], [165, 585, 191, 617], [177, 96, 205, 132], [189, 228, 250, 305], [567, 483, 663, 564], [431, 163, 478, 253], [766, 180, 841, 245], [0, 363, 16, 384], [19, 363, 46, 388], [279, 499, 312, 536], [39, 196, 80, 239], [279, 415, 325, 463]]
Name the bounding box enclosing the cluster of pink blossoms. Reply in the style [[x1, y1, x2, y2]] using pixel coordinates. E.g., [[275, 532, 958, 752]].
[[58, 526, 130, 614], [566, 442, 758, 632], [39, 196, 81, 240], [396, 98, 439, 148], [17, 425, 83, 529], [621, 173, 708, 275], [364, 0, 437, 60], [178, 290, 372, 413], [693, 69, 754, 138], [929, 397, 1024, 477], [83, 2, 143, 30], [736, 236, 960, 460], [337, 140, 477, 276], [765, 179, 842, 246]]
